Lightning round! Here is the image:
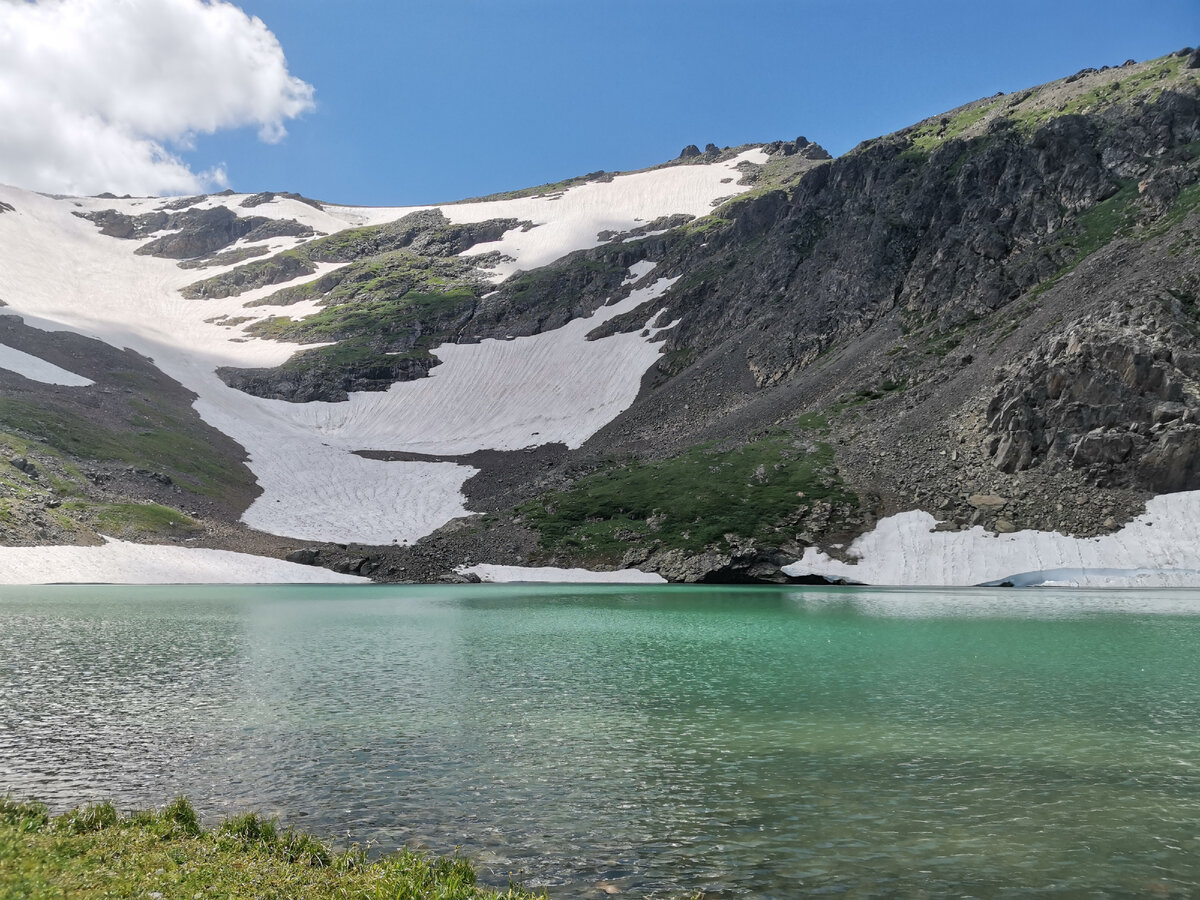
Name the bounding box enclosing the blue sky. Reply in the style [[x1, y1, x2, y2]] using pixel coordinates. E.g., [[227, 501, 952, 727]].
[[190, 0, 1196, 205]]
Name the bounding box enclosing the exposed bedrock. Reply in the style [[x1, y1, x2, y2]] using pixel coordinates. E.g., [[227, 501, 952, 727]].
[[180, 209, 524, 300], [217, 354, 440, 404], [986, 299, 1200, 492], [77, 206, 314, 259], [644, 87, 1200, 389]]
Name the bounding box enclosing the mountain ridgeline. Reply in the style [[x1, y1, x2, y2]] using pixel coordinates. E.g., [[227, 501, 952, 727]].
[[1, 50, 1198, 583]]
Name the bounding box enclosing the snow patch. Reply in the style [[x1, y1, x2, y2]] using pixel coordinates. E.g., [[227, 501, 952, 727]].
[[0, 343, 92, 386], [0, 538, 368, 584], [622, 260, 657, 284], [784, 491, 1200, 587], [461, 564, 667, 584]]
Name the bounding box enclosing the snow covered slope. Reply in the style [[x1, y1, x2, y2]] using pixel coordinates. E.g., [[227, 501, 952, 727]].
[[0, 151, 763, 561]]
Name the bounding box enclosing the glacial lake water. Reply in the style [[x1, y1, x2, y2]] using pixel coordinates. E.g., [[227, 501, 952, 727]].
[[2, 584, 1200, 898]]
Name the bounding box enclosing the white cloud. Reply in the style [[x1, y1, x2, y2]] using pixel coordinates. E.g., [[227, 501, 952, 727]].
[[0, 0, 314, 196]]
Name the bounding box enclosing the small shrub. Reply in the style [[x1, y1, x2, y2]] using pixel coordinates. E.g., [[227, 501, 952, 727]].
[[218, 811, 278, 847], [158, 795, 201, 836], [278, 828, 334, 867]]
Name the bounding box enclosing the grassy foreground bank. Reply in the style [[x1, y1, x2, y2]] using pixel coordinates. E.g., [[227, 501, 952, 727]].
[[0, 797, 544, 900]]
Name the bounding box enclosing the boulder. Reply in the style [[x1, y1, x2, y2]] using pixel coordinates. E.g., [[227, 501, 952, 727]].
[[9, 457, 38, 479], [967, 493, 1007, 511], [992, 431, 1034, 472]]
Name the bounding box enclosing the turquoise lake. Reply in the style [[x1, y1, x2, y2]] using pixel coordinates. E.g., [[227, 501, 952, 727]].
[[2, 584, 1199, 897]]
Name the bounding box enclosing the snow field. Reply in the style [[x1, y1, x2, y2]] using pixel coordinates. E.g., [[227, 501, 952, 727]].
[[0, 341, 93, 385], [622, 260, 658, 284], [784, 490, 1200, 587]]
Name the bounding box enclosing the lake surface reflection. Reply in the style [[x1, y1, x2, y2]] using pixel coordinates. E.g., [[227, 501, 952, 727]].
[[2, 584, 1199, 897]]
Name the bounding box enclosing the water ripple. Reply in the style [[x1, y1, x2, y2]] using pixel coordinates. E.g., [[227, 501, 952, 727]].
[[2, 584, 1199, 898]]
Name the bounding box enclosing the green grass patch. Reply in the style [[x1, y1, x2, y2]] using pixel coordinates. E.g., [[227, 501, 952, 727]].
[[181, 209, 503, 301], [250, 288, 474, 344], [0, 797, 543, 899], [0, 399, 249, 503], [680, 215, 731, 237], [61, 501, 199, 536], [520, 426, 857, 561], [657, 347, 697, 377], [850, 379, 907, 401], [909, 100, 1000, 152], [246, 249, 477, 309], [1071, 180, 1141, 257]]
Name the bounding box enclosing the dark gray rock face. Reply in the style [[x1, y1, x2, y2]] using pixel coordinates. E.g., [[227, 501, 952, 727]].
[[75, 205, 315, 259], [218, 353, 441, 403], [643, 85, 1200, 391], [240, 191, 324, 210], [184, 253, 317, 300], [160, 195, 206, 211], [136, 207, 314, 259], [633, 544, 830, 584], [986, 303, 1200, 492]]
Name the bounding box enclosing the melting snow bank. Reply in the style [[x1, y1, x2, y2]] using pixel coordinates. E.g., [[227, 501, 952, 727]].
[[460, 564, 667, 584], [0, 539, 369, 584], [978, 567, 1200, 588], [784, 490, 1200, 587], [0, 342, 92, 386]]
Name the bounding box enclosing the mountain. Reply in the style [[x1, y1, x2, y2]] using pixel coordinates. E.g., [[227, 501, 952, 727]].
[[0, 49, 1198, 586]]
